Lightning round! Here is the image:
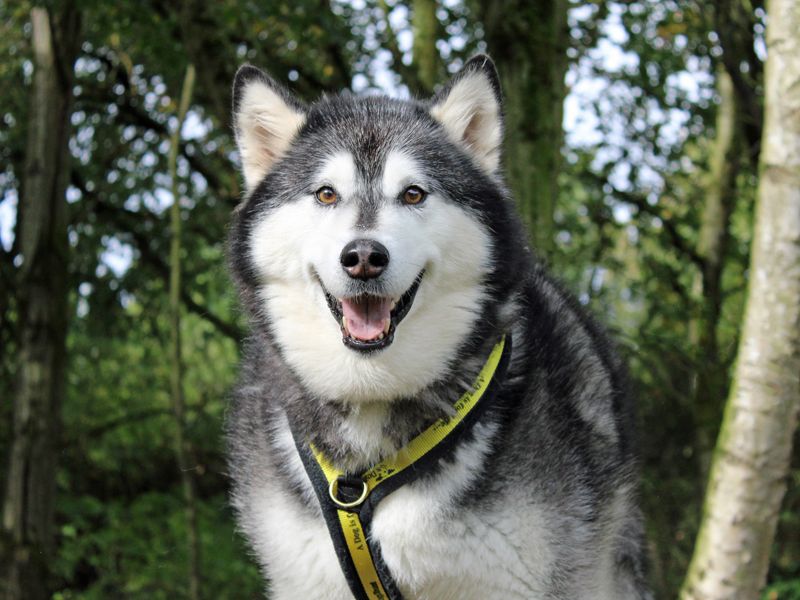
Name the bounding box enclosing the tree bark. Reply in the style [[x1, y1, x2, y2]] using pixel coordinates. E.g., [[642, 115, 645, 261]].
[[412, 0, 439, 94], [1, 5, 80, 600], [691, 67, 741, 462], [168, 63, 202, 600], [714, 0, 764, 168], [377, 0, 425, 94], [478, 0, 569, 261], [680, 0, 800, 597]]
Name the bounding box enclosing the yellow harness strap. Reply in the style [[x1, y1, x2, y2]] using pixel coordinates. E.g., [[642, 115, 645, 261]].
[[297, 336, 509, 600]]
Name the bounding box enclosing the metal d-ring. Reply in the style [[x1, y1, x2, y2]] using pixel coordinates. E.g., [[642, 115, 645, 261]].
[[329, 477, 368, 509]]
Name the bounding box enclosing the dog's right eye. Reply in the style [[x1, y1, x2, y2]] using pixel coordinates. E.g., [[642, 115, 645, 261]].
[[402, 185, 426, 205], [315, 186, 338, 205]]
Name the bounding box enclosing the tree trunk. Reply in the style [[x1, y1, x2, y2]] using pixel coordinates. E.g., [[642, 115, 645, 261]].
[[1, 6, 79, 600], [714, 0, 764, 168], [691, 67, 741, 464], [478, 0, 569, 260], [412, 0, 439, 94], [168, 63, 202, 600], [680, 0, 800, 597]]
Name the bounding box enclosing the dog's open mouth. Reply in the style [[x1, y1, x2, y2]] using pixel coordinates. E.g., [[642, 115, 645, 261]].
[[322, 272, 424, 352]]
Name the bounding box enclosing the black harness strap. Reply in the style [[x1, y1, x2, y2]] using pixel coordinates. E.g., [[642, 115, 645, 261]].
[[293, 335, 512, 599]]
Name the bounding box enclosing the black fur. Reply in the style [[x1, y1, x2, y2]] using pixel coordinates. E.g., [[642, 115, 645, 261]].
[[225, 55, 651, 599]]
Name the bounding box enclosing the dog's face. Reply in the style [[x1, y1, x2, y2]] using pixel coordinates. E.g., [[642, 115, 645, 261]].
[[230, 57, 510, 402]]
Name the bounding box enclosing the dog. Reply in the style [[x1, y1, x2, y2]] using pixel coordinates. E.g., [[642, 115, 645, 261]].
[[225, 55, 651, 599]]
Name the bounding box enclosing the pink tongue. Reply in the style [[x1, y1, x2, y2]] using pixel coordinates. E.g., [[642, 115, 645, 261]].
[[341, 297, 392, 341]]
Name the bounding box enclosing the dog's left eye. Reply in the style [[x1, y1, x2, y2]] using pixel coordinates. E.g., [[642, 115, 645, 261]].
[[402, 185, 426, 205], [315, 186, 338, 205]]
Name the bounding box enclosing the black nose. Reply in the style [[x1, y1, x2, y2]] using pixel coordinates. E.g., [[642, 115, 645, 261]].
[[340, 239, 390, 280]]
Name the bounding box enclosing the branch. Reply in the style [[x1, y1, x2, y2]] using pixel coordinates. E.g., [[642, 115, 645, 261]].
[[72, 171, 245, 342], [0, 243, 16, 353], [583, 172, 705, 268], [182, 291, 243, 342], [109, 95, 231, 201], [82, 408, 172, 439], [617, 188, 704, 268], [125, 219, 245, 341], [77, 78, 238, 207]]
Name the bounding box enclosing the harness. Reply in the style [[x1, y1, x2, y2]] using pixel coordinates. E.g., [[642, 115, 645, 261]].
[[293, 335, 512, 600]]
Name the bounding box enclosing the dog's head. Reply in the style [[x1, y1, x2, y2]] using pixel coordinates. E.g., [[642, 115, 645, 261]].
[[229, 56, 524, 402]]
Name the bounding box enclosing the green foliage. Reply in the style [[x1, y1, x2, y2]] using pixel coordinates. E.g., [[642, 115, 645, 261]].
[[53, 493, 261, 599], [763, 580, 800, 600], [0, 1, 796, 599]]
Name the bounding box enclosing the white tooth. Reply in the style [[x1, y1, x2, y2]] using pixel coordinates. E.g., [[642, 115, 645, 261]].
[[382, 318, 391, 335], [378, 333, 384, 340], [342, 317, 349, 335], [390, 300, 397, 310]]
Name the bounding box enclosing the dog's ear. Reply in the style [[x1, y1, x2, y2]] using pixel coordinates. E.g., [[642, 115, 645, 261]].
[[429, 55, 503, 175], [232, 65, 306, 192]]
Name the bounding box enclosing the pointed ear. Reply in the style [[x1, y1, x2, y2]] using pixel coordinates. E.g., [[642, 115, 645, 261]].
[[429, 55, 503, 175], [232, 65, 307, 192]]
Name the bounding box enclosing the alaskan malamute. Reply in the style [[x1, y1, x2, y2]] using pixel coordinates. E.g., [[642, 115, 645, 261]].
[[226, 55, 650, 599]]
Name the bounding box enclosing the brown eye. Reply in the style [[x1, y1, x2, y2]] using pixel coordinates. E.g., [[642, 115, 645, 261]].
[[403, 185, 426, 205], [315, 186, 338, 205]]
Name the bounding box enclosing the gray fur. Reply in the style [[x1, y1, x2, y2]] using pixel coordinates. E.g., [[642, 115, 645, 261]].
[[225, 56, 651, 598]]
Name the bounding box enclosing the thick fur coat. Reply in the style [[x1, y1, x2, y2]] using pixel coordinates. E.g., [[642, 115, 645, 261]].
[[225, 56, 651, 599]]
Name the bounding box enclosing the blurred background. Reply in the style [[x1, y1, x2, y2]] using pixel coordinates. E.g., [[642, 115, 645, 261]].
[[0, 0, 796, 599]]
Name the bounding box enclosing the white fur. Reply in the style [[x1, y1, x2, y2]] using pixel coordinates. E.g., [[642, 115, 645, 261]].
[[234, 79, 306, 192], [249, 150, 492, 402], [430, 68, 502, 175], [233, 65, 645, 600], [242, 418, 352, 597], [370, 422, 552, 599], [245, 416, 623, 600], [238, 144, 636, 598]]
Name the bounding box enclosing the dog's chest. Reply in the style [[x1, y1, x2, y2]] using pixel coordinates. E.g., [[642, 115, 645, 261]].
[[253, 430, 555, 599], [257, 483, 551, 600], [369, 484, 554, 599]]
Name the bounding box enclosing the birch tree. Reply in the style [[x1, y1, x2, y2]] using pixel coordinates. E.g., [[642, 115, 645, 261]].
[[680, 0, 800, 596]]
